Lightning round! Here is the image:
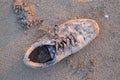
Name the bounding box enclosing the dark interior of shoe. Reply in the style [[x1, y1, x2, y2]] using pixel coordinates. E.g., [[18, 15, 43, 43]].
[[29, 45, 53, 63]]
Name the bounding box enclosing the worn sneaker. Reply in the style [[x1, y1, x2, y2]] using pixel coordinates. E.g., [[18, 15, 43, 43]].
[[23, 19, 99, 69]]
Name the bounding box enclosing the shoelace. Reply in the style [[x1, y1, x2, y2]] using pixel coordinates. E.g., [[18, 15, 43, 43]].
[[53, 25, 77, 54], [39, 25, 77, 54]]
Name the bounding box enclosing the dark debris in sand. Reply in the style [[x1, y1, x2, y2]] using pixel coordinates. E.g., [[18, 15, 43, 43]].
[[12, 0, 43, 30], [68, 58, 97, 79]]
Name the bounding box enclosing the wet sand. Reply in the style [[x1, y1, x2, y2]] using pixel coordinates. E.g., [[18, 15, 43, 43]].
[[0, 0, 120, 80]]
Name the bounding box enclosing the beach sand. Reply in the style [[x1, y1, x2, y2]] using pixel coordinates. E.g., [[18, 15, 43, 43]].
[[0, 0, 120, 80]]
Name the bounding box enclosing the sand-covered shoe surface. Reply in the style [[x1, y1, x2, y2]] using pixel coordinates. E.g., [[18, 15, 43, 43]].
[[23, 19, 99, 69]]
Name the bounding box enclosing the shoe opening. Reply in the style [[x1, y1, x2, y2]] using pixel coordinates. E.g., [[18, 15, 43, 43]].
[[29, 45, 55, 63]]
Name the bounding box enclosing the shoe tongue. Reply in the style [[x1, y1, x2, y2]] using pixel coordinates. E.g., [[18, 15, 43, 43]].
[[46, 45, 56, 59]]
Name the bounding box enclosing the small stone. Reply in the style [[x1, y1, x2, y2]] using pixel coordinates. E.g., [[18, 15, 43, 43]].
[[70, 59, 76, 69], [36, 4, 40, 7], [89, 67, 95, 72], [24, 30, 28, 35], [104, 14, 109, 19], [78, 0, 93, 3], [74, 16, 79, 19], [89, 58, 97, 66], [86, 76, 92, 80], [78, 61, 86, 70]]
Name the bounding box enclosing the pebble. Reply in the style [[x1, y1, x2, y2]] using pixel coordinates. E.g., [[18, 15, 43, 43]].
[[104, 14, 109, 19]]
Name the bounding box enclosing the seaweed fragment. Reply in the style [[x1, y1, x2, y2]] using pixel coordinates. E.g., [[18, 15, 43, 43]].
[[12, 0, 43, 30]]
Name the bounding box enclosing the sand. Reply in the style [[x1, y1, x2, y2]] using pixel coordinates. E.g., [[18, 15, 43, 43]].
[[0, 0, 120, 80]]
